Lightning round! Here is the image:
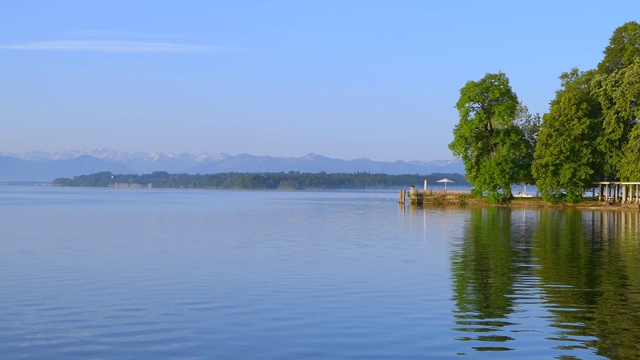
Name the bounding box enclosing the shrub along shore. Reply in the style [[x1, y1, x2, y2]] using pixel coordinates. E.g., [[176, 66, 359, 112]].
[[405, 190, 639, 210]]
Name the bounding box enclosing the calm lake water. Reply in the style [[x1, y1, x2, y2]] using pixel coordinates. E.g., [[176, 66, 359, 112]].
[[1, 187, 639, 359]]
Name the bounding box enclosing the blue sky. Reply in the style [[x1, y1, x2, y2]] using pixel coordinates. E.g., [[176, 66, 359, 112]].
[[1, 1, 638, 162]]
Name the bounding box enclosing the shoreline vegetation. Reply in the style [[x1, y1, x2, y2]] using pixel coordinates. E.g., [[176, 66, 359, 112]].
[[409, 191, 640, 210]]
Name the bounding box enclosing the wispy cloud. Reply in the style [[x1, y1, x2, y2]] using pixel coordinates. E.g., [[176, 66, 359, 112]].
[[0, 40, 233, 53], [63, 30, 180, 39]]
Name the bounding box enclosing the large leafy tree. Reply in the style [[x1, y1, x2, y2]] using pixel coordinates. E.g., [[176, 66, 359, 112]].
[[449, 72, 531, 199], [592, 58, 640, 180], [592, 21, 640, 180], [533, 21, 640, 201], [532, 69, 603, 202]]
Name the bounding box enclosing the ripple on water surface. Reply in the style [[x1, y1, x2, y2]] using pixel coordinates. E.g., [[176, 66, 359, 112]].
[[1, 189, 639, 358]]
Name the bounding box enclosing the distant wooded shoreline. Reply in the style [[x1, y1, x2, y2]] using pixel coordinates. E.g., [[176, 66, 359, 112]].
[[52, 171, 469, 190]]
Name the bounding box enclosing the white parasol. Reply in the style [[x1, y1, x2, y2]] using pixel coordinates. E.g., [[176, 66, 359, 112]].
[[437, 178, 454, 191]]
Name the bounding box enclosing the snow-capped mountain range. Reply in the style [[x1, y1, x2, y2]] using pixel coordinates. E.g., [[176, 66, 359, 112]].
[[0, 149, 464, 181]]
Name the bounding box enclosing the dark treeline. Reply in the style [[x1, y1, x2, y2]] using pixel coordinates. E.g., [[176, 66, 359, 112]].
[[52, 171, 468, 190]]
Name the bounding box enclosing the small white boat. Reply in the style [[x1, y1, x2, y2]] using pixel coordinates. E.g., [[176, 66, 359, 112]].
[[514, 185, 533, 198]]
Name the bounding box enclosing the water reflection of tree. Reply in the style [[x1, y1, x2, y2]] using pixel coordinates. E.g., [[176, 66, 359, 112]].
[[451, 207, 534, 352], [533, 209, 640, 359]]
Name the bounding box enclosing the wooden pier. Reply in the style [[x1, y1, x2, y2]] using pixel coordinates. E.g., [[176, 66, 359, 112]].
[[397, 182, 640, 209], [399, 185, 471, 205]]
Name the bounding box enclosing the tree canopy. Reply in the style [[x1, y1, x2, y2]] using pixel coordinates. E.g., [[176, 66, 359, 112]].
[[532, 21, 640, 201], [593, 58, 640, 181], [532, 69, 603, 202], [449, 72, 537, 201], [597, 21, 640, 75]]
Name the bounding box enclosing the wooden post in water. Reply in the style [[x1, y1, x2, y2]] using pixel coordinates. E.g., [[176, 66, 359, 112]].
[[398, 190, 406, 204], [409, 185, 417, 204]]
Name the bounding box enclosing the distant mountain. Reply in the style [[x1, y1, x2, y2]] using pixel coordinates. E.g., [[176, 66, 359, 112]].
[[0, 155, 133, 181], [2, 149, 229, 174], [188, 153, 465, 175], [0, 149, 465, 181]]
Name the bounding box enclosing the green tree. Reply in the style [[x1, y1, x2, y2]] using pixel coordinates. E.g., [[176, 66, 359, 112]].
[[597, 21, 640, 75], [592, 58, 640, 180], [532, 69, 603, 202], [532, 21, 640, 200], [619, 129, 640, 181], [449, 72, 529, 200]]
